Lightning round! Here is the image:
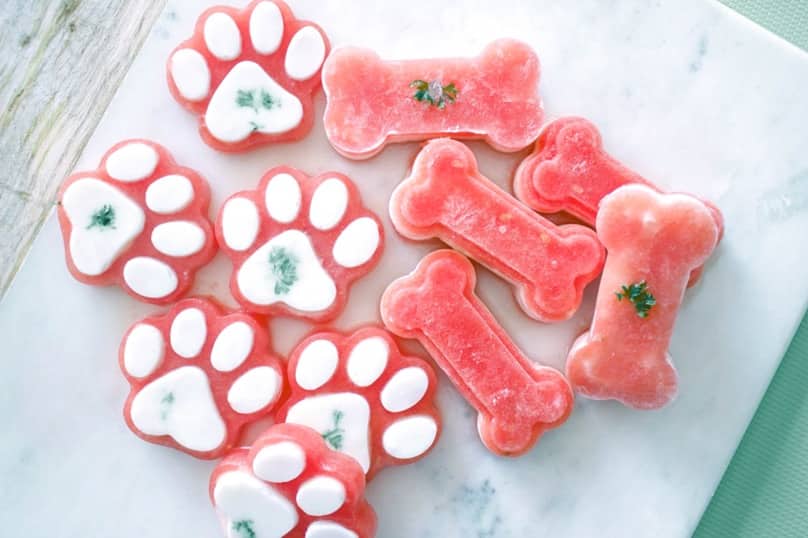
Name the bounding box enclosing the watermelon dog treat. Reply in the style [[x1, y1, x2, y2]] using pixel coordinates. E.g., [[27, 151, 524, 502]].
[[381, 250, 573, 456], [277, 325, 441, 480], [391, 138, 604, 322], [323, 39, 543, 159], [121, 297, 284, 459], [216, 167, 384, 322], [513, 116, 724, 285], [566, 185, 719, 410], [167, 0, 330, 152], [210, 423, 377, 538], [57, 140, 215, 304]]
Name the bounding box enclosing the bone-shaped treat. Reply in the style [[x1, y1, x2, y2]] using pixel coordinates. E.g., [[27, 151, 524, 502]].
[[381, 250, 574, 456], [513, 117, 724, 286], [390, 138, 605, 322], [322, 39, 543, 160], [565, 185, 719, 410]]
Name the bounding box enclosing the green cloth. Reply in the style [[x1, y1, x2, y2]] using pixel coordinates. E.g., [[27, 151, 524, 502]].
[[696, 312, 808, 535], [720, 0, 808, 51], [697, 4, 808, 536]]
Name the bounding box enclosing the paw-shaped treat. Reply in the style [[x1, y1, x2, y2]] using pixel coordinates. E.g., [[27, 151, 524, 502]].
[[513, 116, 724, 286], [58, 140, 216, 303], [323, 39, 543, 159], [391, 138, 604, 322], [121, 297, 284, 458], [276, 326, 440, 479], [168, 0, 329, 152], [566, 185, 719, 410], [382, 250, 573, 456], [216, 167, 384, 322], [211, 423, 377, 538]]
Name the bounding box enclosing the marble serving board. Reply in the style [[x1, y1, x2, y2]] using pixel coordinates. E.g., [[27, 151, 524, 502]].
[[3, 0, 808, 536]]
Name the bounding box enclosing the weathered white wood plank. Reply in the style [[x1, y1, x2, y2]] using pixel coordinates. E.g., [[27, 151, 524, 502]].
[[0, 0, 166, 297]]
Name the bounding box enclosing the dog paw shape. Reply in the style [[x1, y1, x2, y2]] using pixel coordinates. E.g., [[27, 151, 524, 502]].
[[168, 0, 329, 152], [121, 297, 284, 458], [277, 326, 441, 479], [216, 167, 384, 322], [58, 140, 216, 304], [211, 423, 377, 537]]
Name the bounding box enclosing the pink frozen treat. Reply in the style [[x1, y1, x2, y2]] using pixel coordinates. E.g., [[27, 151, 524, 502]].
[[276, 325, 441, 480], [566, 185, 719, 410], [167, 0, 330, 153], [390, 138, 604, 322], [381, 250, 573, 456], [216, 166, 384, 322], [57, 139, 216, 304], [322, 39, 543, 159], [513, 116, 724, 286], [120, 297, 284, 459], [210, 423, 377, 538]]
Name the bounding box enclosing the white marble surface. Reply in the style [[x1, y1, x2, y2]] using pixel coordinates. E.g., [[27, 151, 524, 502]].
[[2, 0, 808, 536]]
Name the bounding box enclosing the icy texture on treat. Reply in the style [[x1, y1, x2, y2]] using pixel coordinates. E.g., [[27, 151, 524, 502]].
[[391, 138, 604, 322], [322, 39, 543, 159], [167, 0, 329, 152], [513, 116, 724, 286], [57, 139, 215, 304], [381, 250, 573, 456], [210, 423, 377, 538], [121, 297, 284, 458], [276, 325, 440, 480], [566, 185, 719, 410], [216, 166, 384, 322]]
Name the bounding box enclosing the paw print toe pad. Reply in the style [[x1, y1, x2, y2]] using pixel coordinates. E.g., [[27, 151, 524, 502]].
[[253, 440, 307, 483], [296, 475, 346, 516]]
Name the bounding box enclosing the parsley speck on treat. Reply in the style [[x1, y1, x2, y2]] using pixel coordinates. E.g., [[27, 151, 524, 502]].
[[410, 79, 458, 109], [321, 409, 345, 450], [615, 280, 656, 318], [269, 247, 298, 295], [87, 204, 116, 230]]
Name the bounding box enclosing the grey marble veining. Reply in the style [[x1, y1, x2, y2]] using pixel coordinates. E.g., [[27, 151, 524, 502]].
[[2, 1, 808, 537]]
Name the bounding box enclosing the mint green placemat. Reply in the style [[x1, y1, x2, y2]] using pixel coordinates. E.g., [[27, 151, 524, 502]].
[[696, 313, 808, 536], [696, 3, 808, 536], [720, 0, 808, 51]]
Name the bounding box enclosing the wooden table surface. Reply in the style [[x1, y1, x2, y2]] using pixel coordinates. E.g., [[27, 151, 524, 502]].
[[0, 0, 165, 298]]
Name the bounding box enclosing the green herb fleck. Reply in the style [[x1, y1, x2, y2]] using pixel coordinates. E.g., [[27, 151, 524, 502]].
[[236, 88, 279, 113], [261, 90, 276, 110], [615, 280, 656, 318], [232, 519, 256, 538], [87, 204, 116, 230], [322, 410, 345, 450], [236, 89, 256, 111], [160, 392, 175, 420], [269, 247, 298, 295], [410, 79, 458, 109]]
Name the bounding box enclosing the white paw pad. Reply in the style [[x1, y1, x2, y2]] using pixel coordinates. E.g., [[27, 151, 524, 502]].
[[121, 298, 284, 458], [58, 140, 215, 303], [168, 0, 329, 149], [278, 327, 440, 478], [217, 168, 383, 321]]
